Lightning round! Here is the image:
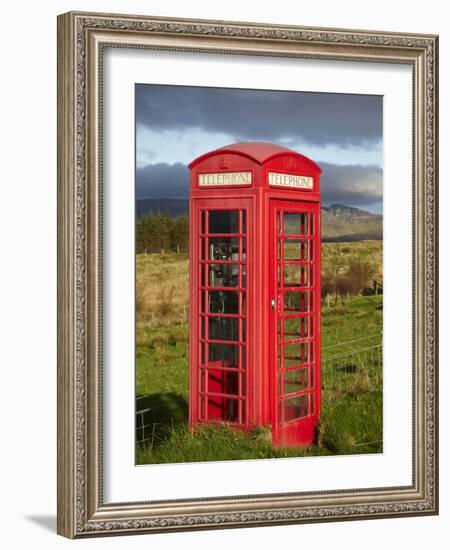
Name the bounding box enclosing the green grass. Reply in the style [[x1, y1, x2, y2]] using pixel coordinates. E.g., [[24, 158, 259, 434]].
[[136, 423, 333, 464], [135, 243, 383, 464], [322, 295, 383, 350], [319, 391, 383, 455], [136, 322, 188, 399]]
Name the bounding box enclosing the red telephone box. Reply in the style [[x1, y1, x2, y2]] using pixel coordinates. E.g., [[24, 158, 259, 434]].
[[188, 142, 322, 447]]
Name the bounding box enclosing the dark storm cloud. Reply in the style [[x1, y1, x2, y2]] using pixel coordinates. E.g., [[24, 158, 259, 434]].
[[136, 85, 382, 147], [136, 161, 382, 208], [320, 162, 382, 207], [136, 162, 189, 199]]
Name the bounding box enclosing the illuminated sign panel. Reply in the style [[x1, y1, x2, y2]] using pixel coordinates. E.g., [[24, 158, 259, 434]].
[[199, 172, 252, 187], [268, 172, 313, 190]]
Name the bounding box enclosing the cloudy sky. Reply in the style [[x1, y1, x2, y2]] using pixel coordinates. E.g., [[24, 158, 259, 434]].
[[136, 84, 383, 213]]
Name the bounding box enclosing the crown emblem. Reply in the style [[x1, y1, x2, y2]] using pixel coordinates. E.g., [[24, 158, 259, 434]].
[[220, 155, 230, 169], [286, 157, 296, 170]]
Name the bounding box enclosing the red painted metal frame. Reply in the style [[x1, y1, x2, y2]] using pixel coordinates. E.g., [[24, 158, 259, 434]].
[[189, 142, 321, 447], [269, 201, 321, 447]]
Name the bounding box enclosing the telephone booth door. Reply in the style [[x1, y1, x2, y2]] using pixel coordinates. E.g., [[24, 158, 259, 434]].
[[269, 200, 321, 447], [190, 200, 252, 428]]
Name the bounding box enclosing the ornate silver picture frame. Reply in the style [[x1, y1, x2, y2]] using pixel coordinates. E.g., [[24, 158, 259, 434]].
[[57, 11, 438, 538]]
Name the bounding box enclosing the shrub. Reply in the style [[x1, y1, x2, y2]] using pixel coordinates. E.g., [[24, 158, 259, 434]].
[[345, 258, 376, 295]]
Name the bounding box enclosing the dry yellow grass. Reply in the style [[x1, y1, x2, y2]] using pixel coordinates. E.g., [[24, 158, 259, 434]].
[[321, 241, 383, 282], [136, 253, 189, 326], [136, 241, 383, 327]]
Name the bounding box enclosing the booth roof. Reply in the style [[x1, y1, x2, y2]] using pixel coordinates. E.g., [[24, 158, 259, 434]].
[[188, 141, 322, 172]]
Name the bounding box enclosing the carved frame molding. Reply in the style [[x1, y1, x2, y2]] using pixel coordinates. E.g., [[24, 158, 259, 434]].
[[57, 11, 438, 538]]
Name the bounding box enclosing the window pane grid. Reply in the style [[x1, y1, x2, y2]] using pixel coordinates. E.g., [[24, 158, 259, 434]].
[[283, 394, 310, 422], [198, 208, 247, 424], [276, 210, 316, 424], [238, 209, 243, 424]]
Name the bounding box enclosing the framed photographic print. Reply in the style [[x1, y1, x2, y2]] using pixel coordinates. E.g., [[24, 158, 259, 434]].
[[57, 11, 439, 538]]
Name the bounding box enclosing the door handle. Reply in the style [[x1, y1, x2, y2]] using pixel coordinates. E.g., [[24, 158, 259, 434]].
[[271, 298, 276, 311]]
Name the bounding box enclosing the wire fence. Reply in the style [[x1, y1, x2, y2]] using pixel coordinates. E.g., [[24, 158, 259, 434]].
[[136, 402, 153, 446], [322, 333, 383, 401], [136, 333, 383, 444]]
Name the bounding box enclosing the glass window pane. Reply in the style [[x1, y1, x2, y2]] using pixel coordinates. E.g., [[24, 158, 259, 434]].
[[207, 369, 239, 397], [201, 316, 206, 338], [241, 345, 246, 370], [208, 317, 239, 341], [208, 237, 239, 261], [201, 211, 206, 234], [200, 340, 205, 365], [283, 342, 311, 367], [308, 214, 314, 236], [284, 264, 311, 287], [277, 212, 282, 235], [208, 263, 239, 287], [200, 237, 205, 260], [208, 290, 239, 314], [284, 291, 311, 313], [208, 210, 239, 234], [284, 239, 310, 260], [200, 263, 205, 287], [283, 316, 310, 340], [208, 343, 239, 368], [284, 368, 310, 395], [285, 394, 309, 421], [240, 398, 246, 424], [207, 397, 239, 422], [241, 210, 246, 234], [283, 213, 301, 235], [283, 212, 309, 235]]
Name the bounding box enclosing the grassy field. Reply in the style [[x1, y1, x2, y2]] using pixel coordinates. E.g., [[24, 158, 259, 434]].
[[136, 241, 383, 464]]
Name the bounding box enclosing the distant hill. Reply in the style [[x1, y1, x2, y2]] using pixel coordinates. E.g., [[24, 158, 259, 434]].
[[321, 204, 382, 242], [136, 199, 382, 241]]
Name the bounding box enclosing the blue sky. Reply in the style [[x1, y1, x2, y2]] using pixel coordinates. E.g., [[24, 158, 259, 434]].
[[136, 84, 383, 213]]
